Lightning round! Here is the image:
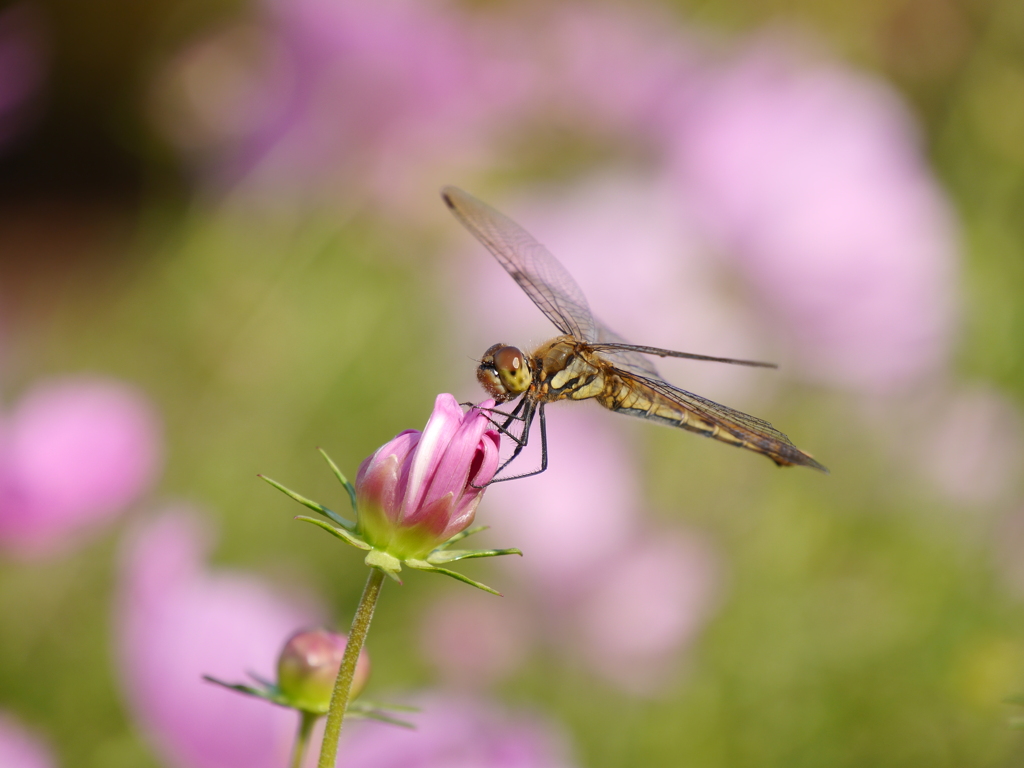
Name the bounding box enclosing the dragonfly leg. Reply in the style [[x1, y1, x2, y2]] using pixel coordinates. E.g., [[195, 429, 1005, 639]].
[[468, 399, 532, 448], [537, 403, 548, 473], [470, 400, 535, 487], [486, 403, 551, 484], [463, 400, 528, 423], [460, 401, 525, 421], [494, 401, 534, 475], [498, 399, 530, 447]]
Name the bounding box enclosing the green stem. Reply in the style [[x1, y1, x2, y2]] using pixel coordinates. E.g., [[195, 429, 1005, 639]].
[[317, 567, 386, 768], [289, 711, 317, 768]]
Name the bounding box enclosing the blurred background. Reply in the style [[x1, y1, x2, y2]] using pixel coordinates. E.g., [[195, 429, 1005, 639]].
[[1, 0, 1024, 765]]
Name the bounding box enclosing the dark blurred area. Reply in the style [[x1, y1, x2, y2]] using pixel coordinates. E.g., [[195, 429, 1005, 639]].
[[0, 0, 237, 205]]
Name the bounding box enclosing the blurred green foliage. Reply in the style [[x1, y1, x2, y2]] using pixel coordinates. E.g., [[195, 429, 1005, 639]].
[[2, 0, 1024, 766]]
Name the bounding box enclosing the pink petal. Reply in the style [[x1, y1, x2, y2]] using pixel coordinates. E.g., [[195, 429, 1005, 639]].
[[421, 399, 497, 510], [450, 428, 500, 526], [400, 394, 464, 516], [467, 426, 501, 489], [356, 429, 418, 488], [400, 491, 455, 541], [355, 453, 402, 527]]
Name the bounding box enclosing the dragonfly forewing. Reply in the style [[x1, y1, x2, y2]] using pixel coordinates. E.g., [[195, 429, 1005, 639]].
[[593, 319, 663, 378], [442, 186, 598, 341]]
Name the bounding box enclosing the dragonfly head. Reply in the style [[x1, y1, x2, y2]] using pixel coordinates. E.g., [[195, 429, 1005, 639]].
[[478, 343, 532, 402]]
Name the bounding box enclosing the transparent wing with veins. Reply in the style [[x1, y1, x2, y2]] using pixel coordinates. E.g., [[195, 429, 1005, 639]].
[[593, 320, 663, 378], [442, 186, 598, 342], [613, 368, 828, 471]]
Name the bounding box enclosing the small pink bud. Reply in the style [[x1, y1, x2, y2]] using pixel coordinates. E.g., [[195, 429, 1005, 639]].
[[276, 629, 370, 713], [355, 394, 499, 559]]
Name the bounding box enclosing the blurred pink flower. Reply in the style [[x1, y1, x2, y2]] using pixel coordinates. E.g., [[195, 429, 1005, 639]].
[[575, 532, 720, 694], [0, 377, 162, 558], [0, 713, 54, 768], [155, 0, 535, 206], [355, 393, 499, 559], [485, 407, 640, 603], [154, 1, 714, 212], [875, 384, 1024, 506], [339, 693, 576, 768], [260, 0, 509, 188], [994, 508, 1024, 600], [917, 386, 1023, 505], [0, 2, 46, 149], [117, 508, 322, 768], [418, 592, 530, 690], [671, 39, 959, 393], [524, 5, 700, 140]]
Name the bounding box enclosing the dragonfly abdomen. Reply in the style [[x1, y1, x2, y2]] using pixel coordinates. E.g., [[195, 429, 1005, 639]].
[[597, 376, 823, 468], [597, 377, 747, 447]]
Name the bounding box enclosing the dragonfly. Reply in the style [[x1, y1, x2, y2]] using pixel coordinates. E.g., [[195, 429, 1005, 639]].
[[442, 185, 828, 480]]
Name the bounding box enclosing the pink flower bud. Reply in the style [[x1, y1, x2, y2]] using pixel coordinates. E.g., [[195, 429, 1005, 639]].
[[355, 394, 499, 560], [277, 629, 369, 713]]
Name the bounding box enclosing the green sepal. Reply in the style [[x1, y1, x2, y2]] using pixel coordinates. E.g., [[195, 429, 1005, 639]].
[[247, 670, 276, 688], [365, 549, 403, 583], [347, 701, 417, 729], [427, 546, 522, 564], [295, 516, 371, 550], [355, 701, 419, 713], [404, 559, 502, 595], [260, 474, 355, 531], [318, 448, 358, 514], [205, 676, 416, 726], [432, 525, 489, 550], [203, 675, 289, 707]]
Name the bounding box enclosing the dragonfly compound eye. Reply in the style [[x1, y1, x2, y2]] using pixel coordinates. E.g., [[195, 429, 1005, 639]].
[[493, 345, 531, 396], [477, 344, 531, 401]]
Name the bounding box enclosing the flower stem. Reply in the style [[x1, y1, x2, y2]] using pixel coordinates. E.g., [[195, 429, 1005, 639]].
[[317, 567, 386, 768], [290, 711, 317, 768]]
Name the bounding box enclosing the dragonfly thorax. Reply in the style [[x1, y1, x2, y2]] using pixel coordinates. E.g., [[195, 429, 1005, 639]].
[[477, 343, 533, 402]]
